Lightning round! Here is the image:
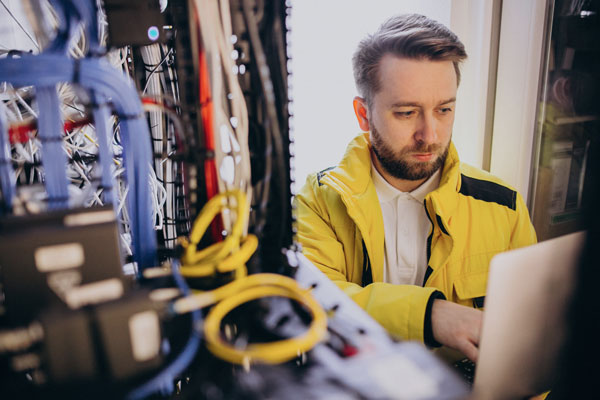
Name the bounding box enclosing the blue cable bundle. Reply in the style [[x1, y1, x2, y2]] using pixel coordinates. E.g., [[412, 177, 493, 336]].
[[44, 1, 81, 54], [0, 103, 15, 214], [0, 55, 157, 269], [90, 92, 116, 206], [45, 0, 101, 55], [0, 0, 157, 268], [35, 86, 70, 209], [54, 0, 103, 55]]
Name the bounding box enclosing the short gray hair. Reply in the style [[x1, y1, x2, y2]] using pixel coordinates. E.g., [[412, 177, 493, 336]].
[[352, 14, 467, 105]]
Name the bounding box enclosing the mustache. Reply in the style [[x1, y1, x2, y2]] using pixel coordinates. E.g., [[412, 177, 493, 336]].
[[399, 142, 442, 155]]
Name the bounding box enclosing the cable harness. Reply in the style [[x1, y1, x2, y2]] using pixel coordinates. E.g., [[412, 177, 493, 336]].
[[176, 189, 327, 365]]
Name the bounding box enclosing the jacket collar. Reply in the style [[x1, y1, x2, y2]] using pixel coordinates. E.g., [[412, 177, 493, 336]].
[[426, 140, 461, 223], [319, 133, 462, 279], [323, 132, 373, 196], [319, 133, 383, 280], [323, 132, 461, 207]]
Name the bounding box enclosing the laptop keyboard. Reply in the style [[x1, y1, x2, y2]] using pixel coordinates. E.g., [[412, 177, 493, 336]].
[[452, 358, 476, 386]]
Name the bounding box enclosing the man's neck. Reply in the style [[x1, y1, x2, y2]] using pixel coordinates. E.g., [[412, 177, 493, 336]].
[[371, 152, 427, 193]]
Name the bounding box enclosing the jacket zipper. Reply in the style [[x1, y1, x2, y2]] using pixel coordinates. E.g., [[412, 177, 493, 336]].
[[423, 199, 434, 286]]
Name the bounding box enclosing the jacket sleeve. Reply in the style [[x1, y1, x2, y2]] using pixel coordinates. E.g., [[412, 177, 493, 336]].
[[295, 174, 439, 342], [509, 192, 538, 249]]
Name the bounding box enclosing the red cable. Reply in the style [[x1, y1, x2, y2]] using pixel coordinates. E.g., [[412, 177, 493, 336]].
[[197, 16, 223, 243], [8, 97, 176, 146], [7, 116, 93, 145]]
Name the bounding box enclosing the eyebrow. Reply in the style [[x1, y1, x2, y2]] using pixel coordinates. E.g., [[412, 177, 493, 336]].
[[391, 97, 457, 108]]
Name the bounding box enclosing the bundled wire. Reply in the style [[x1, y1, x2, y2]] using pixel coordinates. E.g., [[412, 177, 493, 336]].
[[0, 0, 147, 263], [89, 92, 116, 206], [193, 0, 252, 234], [197, 37, 221, 241], [141, 96, 185, 146], [241, 0, 289, 239], [0, 54, 158, 270], [35, 85, 70, 209], [175, 189, 327, 365], [176, 272, 327, 366], [7, 114, 93, 145], [0, 102, 15, 213], [35, 0, 101, 56], [180, 190, 257, 278], [139, 44, 186, 247], [1, 83, 104, 211]]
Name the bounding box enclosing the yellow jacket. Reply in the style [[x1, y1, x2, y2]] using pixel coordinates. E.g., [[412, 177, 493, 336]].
[[296, 133, 537, 343]]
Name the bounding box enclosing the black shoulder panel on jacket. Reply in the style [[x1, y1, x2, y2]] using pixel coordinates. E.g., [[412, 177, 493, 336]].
[[317, 166, 335, 187], [459, 174, 517, 210]]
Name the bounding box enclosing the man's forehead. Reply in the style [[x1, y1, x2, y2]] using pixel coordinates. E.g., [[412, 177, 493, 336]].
[[374, 55, 457, 106], [376, 54, 457, 78]]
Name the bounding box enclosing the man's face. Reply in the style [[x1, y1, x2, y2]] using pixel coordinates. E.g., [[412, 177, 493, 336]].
[[366, 55, 457, 182]]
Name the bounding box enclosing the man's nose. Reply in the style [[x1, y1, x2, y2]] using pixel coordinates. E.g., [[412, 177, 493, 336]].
[[414, 113, 437, 145]]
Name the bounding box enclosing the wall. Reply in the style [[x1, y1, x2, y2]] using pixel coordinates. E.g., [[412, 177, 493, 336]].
[[289, 0, 454, 189], [0, 0, 37, 54], [490, 0, 549, 203], [450, 0, 499, 171]]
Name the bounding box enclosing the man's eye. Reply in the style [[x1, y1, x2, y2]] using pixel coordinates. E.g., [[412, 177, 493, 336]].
[[439, 107, 453, 114], [395, 111, 415, 118]]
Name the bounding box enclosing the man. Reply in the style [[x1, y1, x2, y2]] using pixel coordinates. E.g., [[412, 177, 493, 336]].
[[296, 14, 537, 362]]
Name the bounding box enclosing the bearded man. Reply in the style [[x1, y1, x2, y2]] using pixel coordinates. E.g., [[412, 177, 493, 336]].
[[296, 14, 537, 362]]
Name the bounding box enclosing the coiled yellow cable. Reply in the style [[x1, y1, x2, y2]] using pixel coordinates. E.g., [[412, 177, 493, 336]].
[[174, 273, 328, 365], [175, 188, 327, 365], [180, 190, 255, 278]]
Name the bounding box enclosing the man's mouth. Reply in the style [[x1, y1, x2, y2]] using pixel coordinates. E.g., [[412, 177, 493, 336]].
[[412, 153, 434, 162]]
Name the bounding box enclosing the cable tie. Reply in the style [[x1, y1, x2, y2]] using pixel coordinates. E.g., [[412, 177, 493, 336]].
[[116, 112, 144, 121], [39, 136, 64, 143], [47, 195, 70, 202], [72, 58, 81, 85], [87, 98, 105, 109]]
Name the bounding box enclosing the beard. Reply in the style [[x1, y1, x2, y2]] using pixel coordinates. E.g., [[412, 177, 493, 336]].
[[370, 126, 449, 181]]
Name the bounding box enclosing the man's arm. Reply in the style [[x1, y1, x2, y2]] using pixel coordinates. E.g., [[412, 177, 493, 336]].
[[429, 190, 535, 362], [431, 299, 483, 361]]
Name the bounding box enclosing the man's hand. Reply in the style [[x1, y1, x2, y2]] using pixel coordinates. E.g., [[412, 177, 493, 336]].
[[431, 299, 483, 362]]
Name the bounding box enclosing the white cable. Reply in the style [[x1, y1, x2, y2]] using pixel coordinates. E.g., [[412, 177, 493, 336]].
[[195, 0, 253, 233], [120, 232, 133, 256], [148, 165, 164, 230], [2, 102, 18, 121], [68, 23, 87, 59], [69, 160, 103, 205], [141, 44, 170, 236], [14, 90, 37, 118]]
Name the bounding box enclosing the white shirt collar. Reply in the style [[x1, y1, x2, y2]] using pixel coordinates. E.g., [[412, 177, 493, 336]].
[[371, 161, 441, 203]]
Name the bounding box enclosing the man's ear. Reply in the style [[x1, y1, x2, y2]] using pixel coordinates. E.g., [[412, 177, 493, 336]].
[[353, 96, 370, 132]]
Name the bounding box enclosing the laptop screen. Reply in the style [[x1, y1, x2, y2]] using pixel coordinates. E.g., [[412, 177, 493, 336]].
[[473, 231, 585, 399]]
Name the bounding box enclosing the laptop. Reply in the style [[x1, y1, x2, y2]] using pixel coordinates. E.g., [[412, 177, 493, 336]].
[[472, 231, 585, 399]]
